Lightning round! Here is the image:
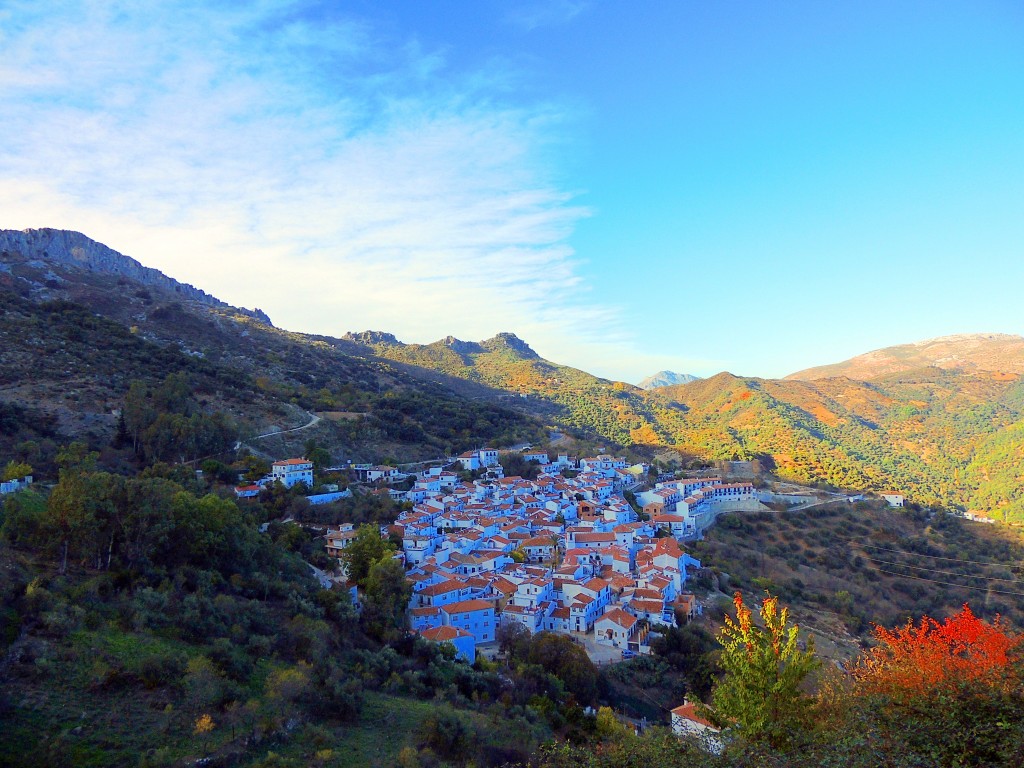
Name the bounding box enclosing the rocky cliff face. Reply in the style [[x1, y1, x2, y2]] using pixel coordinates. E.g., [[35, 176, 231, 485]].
[[0, 228, 272, 326], [480, 332, 540, 359], [441, 336, 485, 355], [343, 330, 404, 347]]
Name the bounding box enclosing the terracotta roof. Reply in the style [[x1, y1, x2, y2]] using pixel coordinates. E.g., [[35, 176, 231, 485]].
[[418, 579, 467, 597], [421, 626, 472, 642], [441, 598, 493, 614], [273, 458, 311, 466], [598, 607, 638, 629], [574, 532, 615, 543], [671, 702, 718, 730], [653, 537, 684, 557]]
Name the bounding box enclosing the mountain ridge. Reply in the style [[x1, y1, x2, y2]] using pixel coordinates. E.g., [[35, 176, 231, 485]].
[[0, 228, 273, 325], [787, 332, 1024, 381]]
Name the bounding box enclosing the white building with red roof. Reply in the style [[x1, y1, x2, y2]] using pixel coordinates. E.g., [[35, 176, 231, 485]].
[[671, 701, 723, 753]]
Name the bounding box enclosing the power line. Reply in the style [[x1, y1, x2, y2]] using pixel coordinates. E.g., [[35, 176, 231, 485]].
[[858, 542, 1022, 568], [874, 569, 1024, 599], [866, 557, 1024, 586]]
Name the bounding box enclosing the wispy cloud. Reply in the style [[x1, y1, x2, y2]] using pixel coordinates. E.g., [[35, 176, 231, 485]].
[[0, 0, 673, 382], [504, 0, 590, 31]]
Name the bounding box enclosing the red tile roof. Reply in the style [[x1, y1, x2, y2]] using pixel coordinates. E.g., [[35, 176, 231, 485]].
[[421, 626, 472, 641], [441, 598, 493, 614]]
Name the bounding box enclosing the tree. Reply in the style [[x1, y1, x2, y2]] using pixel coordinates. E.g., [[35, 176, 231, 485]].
[[1, 460, 32, 482], [497, 621, 531, 659], [44, 443, 99, 573], [595, 706, 633, 742], [304, 440, 332, 473], [362, 556, 411, 640], [0, 490, 46, 547], [851, 604, 1021, 702], [527, 632, 599, 705], [710, 592, 820, 749], [338, 524, 394, 587], [649, 623, 718, 700]]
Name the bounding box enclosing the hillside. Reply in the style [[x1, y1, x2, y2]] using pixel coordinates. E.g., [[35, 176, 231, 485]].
[[343, 326, 1024, 521], [658, 370, 1024, 520], [343, 331, 691, 447], [787, 332, 1024, 381], [4, 228, 1024, 522], [0, 230, 545, 472], [694, 500, 1024, 640]]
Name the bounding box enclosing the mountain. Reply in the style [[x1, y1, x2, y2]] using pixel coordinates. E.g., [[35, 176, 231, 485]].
[[0, 228, 272, 325], [656, 369, 1024, 520], [787, 333, 1024, 381], [5, 227, 1024, 523], [343, 330, 686, 446], [0, 229, 545, 469], [341, 326, 1024, 521], [637, 371, 701, 390]]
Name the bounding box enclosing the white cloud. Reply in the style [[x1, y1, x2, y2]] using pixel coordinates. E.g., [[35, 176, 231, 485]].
[[0, 0, 670, 382], [504, 0, 590, 31]]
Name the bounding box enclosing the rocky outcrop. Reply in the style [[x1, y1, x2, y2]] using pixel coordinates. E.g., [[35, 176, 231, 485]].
[[0, 228, 272, 326], [343, 330, 404, 347], [480, 332, 540, 359], [440, 336, 484, 355]]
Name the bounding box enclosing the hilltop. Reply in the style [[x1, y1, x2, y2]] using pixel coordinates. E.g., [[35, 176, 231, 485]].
[[637, 371, 701, 390], [787, 332, 1024, 381], [657, 369, 1024, 520], [342, 321, 1024, 521], [342, 330, 687, 447]]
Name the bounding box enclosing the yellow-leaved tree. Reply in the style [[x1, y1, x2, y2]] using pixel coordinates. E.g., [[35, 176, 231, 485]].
[[709, 592, 820, 749]]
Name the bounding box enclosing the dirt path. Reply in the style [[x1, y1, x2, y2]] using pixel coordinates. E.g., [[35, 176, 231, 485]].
[[252, 409, 321, 439]]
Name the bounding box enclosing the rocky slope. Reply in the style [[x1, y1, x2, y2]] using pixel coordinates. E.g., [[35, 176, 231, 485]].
[[0, 228, 272, 325], [0, 230, 544, 469]]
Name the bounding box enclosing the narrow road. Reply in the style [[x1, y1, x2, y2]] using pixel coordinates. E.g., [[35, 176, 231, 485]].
[[787, 496, 853, 512], [235, 408, 322, 462], [252, 409, 322, 439]]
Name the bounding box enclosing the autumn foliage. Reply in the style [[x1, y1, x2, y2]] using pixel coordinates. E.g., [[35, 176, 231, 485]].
[[852, 604, 1022, 701], [711, 592, 820, 748]]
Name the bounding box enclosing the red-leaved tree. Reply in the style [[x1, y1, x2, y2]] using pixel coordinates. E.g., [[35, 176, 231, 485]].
[[852, 604, 1021, 701]]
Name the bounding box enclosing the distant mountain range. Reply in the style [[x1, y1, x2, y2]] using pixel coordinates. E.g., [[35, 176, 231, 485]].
[[637, 371, 701, 390], [3, 228, 1024, 522]]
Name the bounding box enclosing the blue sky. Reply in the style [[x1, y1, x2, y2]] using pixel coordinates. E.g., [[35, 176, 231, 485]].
[[2, 1, 1023, 381]]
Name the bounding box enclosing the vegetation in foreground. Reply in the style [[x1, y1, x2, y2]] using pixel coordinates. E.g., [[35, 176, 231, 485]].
[[0, 446, 605, 768], [530, 594, 1024, 768]]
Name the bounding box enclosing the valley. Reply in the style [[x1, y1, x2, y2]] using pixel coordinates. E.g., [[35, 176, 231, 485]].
[[3, 228, 1024, 767]]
